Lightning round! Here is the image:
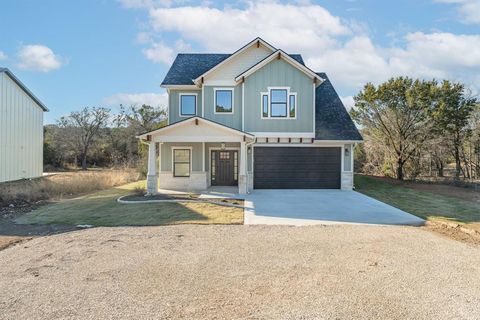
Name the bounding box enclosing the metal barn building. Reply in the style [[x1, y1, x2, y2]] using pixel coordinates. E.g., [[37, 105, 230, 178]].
[[0, 68, 48, 183]]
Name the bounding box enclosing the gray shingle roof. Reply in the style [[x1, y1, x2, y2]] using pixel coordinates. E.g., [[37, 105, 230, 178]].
[[0, 68, 48, 111], [162, 53, 305, 86], [315, 73, 362, 141]]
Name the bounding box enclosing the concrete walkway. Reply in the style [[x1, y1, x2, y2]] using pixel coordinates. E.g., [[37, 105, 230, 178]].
[[244, 190, 424, 226]]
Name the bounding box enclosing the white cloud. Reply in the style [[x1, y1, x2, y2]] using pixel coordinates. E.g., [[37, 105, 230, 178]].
[[122, 1, 480, 95], [142, 42, 175, 64], [142, 39, 191, 64], [0, 51, 7, 60], [104, 92, 168, 108], [340, 96, 355, 110], [435, 0, 480, 24], [308, 32, 480, 91], [17, 45, 64, 72], [147, 2, 350, 53]]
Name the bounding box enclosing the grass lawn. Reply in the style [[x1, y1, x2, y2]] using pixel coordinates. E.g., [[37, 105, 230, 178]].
[[15, 181, 243, 226], [355, 175, 480, 226]]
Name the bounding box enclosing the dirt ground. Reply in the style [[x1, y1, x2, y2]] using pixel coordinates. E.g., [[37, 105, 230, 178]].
[[1, 225, 480, 320]]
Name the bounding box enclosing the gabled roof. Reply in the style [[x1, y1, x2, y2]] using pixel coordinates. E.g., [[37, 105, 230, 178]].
[[192, 37, 276, 84], [137, 116, 255, 139], [161, 53, 305, 86], [0, 68, 48, 111], [315, 73, 362, 141], [235, 49, 323, 82]]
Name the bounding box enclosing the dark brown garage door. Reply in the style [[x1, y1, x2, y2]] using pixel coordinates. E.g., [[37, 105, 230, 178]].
[[254, 147, 341, 189]]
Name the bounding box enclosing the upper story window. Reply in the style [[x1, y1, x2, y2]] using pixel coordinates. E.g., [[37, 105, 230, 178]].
[[214, 88, 234, 114], [179, 93, 197, 117], [261, 87, 296, 119]]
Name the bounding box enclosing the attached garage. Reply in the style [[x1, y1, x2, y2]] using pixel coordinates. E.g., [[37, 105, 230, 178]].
[[253, 146, 341, 189]]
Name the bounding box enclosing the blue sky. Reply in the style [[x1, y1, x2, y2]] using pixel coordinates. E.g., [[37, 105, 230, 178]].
[[1, 0, 479, 123]]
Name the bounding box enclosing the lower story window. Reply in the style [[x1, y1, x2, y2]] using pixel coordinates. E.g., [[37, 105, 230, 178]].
[[173, 149, 191, 177]]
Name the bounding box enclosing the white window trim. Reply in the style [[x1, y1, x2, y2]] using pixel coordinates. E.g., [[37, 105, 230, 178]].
[[213, 87, 234, 114], [171, 146, 193, 177], [179, 93, 197, 117], [261, 86, 297, 120]]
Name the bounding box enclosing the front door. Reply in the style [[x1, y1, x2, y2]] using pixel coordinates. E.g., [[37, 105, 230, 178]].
[[211, 150, 238, 186]]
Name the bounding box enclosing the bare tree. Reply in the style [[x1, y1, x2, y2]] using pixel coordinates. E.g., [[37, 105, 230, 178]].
[[58, 107, 110, 170]]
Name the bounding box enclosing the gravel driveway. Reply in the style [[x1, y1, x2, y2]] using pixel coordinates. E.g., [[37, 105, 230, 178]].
[[1, 225, 479, 319]]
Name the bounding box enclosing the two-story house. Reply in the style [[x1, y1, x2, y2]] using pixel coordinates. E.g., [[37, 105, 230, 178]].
[[138, 38, 362, 194]]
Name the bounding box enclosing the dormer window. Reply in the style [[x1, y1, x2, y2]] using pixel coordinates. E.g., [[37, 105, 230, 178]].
[[261, 87, 296, 119], [179, 93, 197, 117]]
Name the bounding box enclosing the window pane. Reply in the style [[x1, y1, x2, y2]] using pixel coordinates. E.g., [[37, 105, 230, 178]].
[[174, 163, 190, 177], [262, 95, 268, 117], [271, 103, 287, 117], [215, 90, 232, 113], [174, 149, 190, 162], [289, 95, 296, 117], [181, 95, 196, 115], [271, 89, 287, 103]]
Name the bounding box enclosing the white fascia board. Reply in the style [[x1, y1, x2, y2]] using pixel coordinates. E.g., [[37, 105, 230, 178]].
[[203, 80, 238, 86], [313, 140, 363, 144], [192, 38, 276, 84], [153, 136, 247, 143], [235, 50, 323, 83], [160, 84, 200, 89], [250, 132, 315, 138], [137, 116, 254, 139]]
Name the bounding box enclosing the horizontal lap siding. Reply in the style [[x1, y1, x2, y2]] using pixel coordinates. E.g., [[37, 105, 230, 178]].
[[0, 73, 43, 183], [254, 147, 341, 189]]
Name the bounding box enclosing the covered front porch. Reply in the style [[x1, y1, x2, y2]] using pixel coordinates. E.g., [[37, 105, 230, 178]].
[[137, 117, 255, 195]]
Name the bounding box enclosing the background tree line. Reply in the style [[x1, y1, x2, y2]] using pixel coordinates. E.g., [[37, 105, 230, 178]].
[[351, 77, 479, 181], [43, 104, 166, 172]]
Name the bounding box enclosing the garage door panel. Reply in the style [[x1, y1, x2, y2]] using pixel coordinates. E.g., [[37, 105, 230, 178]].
[[254, 147, 341, 189]]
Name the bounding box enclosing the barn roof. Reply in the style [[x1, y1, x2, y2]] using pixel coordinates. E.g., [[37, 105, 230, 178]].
[[0, 68, 48, 111]]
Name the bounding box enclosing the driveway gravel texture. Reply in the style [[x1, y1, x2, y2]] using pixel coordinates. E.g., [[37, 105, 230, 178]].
[[1, 225, 480, 319]]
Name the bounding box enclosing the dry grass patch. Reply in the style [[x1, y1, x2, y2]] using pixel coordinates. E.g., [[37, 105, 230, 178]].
[[0, 169, 141, 205], [16, 181, 244, 226]]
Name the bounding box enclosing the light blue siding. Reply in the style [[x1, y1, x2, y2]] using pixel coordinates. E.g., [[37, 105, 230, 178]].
[[168, 89, 202, 124], [160, 142, 203, 172], [203, 85, 242, 130], [243, 59, 314, 133], [344, 144, 352, 171]]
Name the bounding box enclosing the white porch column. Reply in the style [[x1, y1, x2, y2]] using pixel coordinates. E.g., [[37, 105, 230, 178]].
[[146, 141, 157, 195], [238, 141, 247, 194]]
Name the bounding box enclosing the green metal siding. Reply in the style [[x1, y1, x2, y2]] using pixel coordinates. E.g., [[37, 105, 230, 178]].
[[160, 142, 203, 172], [168, 89, 202, 124], [203, 85, 242, 130], [0, 72, 44, 183], [243, 59, 314, 133]]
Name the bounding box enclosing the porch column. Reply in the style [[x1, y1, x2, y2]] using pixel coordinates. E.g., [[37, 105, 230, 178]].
[[238, 141, 247, 194], [146, 141, 157, 195]]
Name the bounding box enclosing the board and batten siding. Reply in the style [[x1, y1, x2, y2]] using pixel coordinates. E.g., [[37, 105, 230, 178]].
[[168, 89, 202, 124], [203, 85, 242, 130], [0, 72, 44, 182], [160, 142, 203, 172], [243, 59, 314, 133]]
